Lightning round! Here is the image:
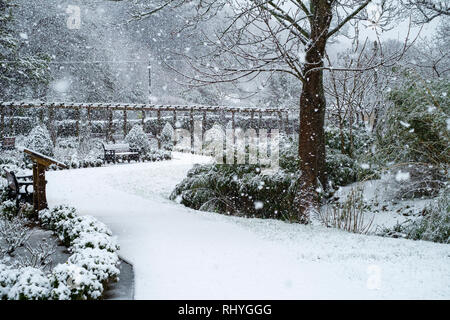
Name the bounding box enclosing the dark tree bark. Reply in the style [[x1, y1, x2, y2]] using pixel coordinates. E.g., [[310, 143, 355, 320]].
[[295, 1, 332, 219]]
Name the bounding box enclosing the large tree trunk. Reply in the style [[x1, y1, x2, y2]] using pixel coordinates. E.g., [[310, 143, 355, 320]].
[[294, 2, 331, 222]]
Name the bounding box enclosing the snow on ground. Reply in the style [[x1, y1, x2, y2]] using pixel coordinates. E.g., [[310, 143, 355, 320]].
[[46, 153, 450, 299]]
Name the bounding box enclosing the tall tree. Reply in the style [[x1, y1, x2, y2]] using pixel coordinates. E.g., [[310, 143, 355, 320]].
[[129, 0, 408, 221], [0, 0, 50, 100]]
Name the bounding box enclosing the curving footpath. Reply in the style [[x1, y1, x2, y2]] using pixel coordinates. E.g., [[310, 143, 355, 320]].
[[46, 153, 450, 299]]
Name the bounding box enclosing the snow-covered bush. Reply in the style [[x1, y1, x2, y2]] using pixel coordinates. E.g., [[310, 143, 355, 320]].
[[0, 216, 31, 257], [0, 200, 18, 220], [388, 164, 447, 199], [25, 125, 54, 157], [379, 187, 449, 243], [125, 124, 151, 154], [141, 149, 172, 162], [71, 232, 119, 253], [160, 122, 174, 151], [50, 263, 103, 300], [377, 77, 449, 166], [324, 125, 377, 188], [7, 267, 51, 300], [317, 187, 374, 234], [57, 215, 112, 247], [19, 203, 35, 220], [0, 264, 20, 299], [68, 248, 119, 283], [171, 163, 300, 222], [376, 77, 449, 199], [2, 205, 120, 300], [325, 124, 373, 157], [38, 205, 76, 231]]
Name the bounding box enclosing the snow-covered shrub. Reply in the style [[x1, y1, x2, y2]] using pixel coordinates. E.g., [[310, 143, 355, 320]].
[[171, 163, 300, 222], [17, 241, 56, 272], [380, 187, 449, 243], [0, 150, 24, 168], [0, 217, 31, 257], [324, 124, 377, 188], [325, 151, 358, 187], [1, 203, 120, 300], [25, 125, 54, 157], [376, 77, 449, 197], [0, 199, 18, 220], [318, 187, 374, 234], [68, 248, 119, 283], [7, 267, 51, 300], [278, 135, 300, 172], [57, 215, 112, 247], [38, 205, 76, 231], [125, 124, 151, 154], [325, 124, 373, 158], [141, 149, 172, 162], [0, 264, 20, 299], [71, 232, 119, 253], [160, 122, 174, 151], [388, 164, 447, 200], [18, 202, 35, 219], [50, 263, 103, 300]]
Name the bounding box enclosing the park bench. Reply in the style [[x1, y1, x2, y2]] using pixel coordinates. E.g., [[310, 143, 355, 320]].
[[102, 143, 140, 164], [3, 169, 34, 208], [1, 137, 16, 150]]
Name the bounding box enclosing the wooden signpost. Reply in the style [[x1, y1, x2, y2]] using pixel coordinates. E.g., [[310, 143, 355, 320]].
[[22, 148, 68, 212]]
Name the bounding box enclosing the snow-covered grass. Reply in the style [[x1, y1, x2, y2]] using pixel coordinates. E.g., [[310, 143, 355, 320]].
[[46, 152, 450, 299]]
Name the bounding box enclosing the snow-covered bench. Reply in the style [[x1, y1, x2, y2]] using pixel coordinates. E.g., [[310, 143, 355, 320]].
[[3, 169, 33, 207], [102, 143, 140, 164]]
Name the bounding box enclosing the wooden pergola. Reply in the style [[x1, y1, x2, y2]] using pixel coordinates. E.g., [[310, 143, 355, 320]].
[[0, 101, 292, 141]]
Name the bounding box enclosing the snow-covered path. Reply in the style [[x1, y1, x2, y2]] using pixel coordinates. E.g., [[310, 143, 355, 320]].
[[46, 153, 450, 299]]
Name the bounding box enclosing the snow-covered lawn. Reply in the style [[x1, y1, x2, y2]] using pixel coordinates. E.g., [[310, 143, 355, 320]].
[[46, 153, 450, 299]]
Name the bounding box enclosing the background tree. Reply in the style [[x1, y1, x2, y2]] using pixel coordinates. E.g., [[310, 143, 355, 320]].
[[0, 0, 50, 100], [401, 0, 449, 23]]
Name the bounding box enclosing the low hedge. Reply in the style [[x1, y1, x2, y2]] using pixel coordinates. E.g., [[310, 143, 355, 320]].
[[0, 205, 120, 300]]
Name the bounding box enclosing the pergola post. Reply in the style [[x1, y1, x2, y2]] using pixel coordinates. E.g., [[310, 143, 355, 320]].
[[123, 109, 128, 137], [278, 111, 283, 132], [32, 163, 47, 212], [190, 108, 194, 154], [202, 110, 207, 136], [48, 106, 56, 144], [157, 109, 162, 149], [38, 108, 44, 124], [107, 108, 113, 142], [9, 106, 14, 135], [87, 107, 92, 130], [231, 111, 236, 144], [258, 111, 262, 131], [75, 107, 80, 137], [285, 111, 289, 135], [1, 105, 4, 139]]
